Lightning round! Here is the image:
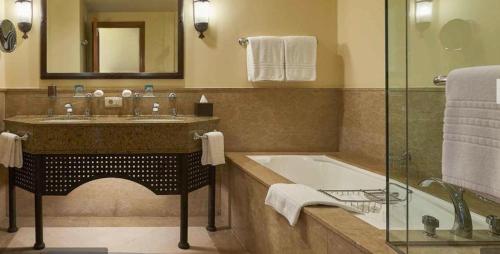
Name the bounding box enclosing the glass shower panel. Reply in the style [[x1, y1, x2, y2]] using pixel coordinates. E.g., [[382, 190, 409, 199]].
[[387, 0, 500, 253], [387, 0, 409, 252]]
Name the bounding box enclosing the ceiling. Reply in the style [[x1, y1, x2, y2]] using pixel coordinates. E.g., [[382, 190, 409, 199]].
[[85, 0, 178, 12]]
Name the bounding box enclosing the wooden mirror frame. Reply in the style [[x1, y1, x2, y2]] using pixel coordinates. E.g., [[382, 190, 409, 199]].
[[40, 0, 184, 80]]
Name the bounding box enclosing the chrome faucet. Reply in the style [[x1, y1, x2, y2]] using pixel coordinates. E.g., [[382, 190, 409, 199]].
[[133, 92, 142, 117], [152, 102, 160, 117], [419, 178, 473, 239], [64, 103, 73, 118], [168, 92, 177, 117]]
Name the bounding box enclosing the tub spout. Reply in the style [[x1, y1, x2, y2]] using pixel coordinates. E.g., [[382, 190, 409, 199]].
[[419, 177, 473, 239]]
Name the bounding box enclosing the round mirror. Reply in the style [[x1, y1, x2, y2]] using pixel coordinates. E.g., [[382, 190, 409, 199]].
[[439, 19, 472, 52], [0, 20, 17, 53]]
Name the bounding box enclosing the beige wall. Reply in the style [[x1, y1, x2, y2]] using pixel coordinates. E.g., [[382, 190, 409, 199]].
[[47, 0, 83, 73], [90, 11, 178, 73], [98, 28, 141, 72], [407, 0, 500, 88], [2, 0, 341, 89], [338, 0, 386, 89]]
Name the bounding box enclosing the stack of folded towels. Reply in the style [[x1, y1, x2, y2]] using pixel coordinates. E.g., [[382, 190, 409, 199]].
[[0, 132, 23, 168]]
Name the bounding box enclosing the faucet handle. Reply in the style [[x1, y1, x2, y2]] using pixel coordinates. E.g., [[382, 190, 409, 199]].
[[153, 102, 160, 108], [487, 215, 500, 235], [422, 215, 440, 237]]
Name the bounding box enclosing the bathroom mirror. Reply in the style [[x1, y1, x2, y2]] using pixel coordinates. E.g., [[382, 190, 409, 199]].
[[41, 0, 183, 79], [0, 20, 17, 53]]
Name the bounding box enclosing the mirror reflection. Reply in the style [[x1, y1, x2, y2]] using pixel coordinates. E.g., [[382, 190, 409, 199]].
[[0, 20, 17, 53], [46, 0, 179, 74]]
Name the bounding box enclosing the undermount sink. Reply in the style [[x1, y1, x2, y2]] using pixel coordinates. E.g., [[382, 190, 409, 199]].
[[129, 117, 185, 122], [40, 117, 94, 123]]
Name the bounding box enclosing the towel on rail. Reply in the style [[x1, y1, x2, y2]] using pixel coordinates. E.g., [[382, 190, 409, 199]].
[[284, 36, 317, 81], [443, 65, 500, 202], [201, 131, 225, 166], [246, 36, 285, 82], [0, 132, 23, 168], [265, 183, 362, 226]]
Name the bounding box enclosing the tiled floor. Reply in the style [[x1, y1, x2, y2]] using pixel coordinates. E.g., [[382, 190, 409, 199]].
[[0, 217, 248, 254]]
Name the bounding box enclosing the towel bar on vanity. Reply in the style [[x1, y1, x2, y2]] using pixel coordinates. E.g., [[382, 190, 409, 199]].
[[433, 75, 447, 86], [193, 132, 208, 140], [6, 131, 30, 141], [238, 37, 319, 47]]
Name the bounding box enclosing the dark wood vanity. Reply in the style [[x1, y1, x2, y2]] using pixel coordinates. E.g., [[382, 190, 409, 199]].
[[4, 115, 219, 250]]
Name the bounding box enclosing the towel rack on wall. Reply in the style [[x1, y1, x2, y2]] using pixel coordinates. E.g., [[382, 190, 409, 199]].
[[238, 37, 319, 48], [433, 75, 447, 86], [238, 38, 250, 47]]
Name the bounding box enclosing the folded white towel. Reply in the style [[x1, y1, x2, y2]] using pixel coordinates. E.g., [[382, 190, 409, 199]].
[[201, 131, 225, 166], [265, 184, 361, 226], [0, 132, 23, 168], [246, 36, 285, 82], [443, 66, 500, 202], [284, 36, 317, 81]]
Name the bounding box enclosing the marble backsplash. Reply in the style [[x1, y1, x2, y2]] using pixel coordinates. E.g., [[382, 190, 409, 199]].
[[4, 88, 342, 153], [339, 89, 386, 164], [0, 88, 344, 217]]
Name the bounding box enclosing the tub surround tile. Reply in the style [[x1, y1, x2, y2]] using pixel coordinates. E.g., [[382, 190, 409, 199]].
[[230, 164, 331, 254], [340, 89, 386, 164], [226, 152, 396, 254]]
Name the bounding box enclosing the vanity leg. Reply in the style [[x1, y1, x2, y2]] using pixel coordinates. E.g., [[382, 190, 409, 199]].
[[8, 168, 18, 233], [206, 166, 217, 232], [178, 191, 190, 249], [34, 193, 45, 250]]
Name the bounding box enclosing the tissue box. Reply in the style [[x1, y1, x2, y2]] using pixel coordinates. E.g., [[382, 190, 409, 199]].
[[195, 103, 213, 117]]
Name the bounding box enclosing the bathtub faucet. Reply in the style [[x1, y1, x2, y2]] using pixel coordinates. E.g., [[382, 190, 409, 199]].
[[419, 177, 473, 239]]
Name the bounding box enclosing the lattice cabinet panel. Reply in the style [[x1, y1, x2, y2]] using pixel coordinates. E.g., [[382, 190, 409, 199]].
[[187, 151, 210, 192], [41, 154, 181, 195], [15, 152, 211, 196], [15, 153, 37, 192]]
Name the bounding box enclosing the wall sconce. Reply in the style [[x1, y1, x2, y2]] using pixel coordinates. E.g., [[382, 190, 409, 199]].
[[15, 0, 33, 39], [415, 0, 433, 24], [193, 0, 211, 39]]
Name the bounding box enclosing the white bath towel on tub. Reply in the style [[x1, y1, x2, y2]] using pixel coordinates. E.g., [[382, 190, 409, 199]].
[[265, 183, 362, 226]]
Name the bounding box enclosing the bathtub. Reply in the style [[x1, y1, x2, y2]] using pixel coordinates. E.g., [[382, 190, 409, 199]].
[[248, 155, 489, 231]]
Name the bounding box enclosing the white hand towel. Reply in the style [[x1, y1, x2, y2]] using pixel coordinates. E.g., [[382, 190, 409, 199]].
[[443, 65, 500, 202], [0, 132, 23, 168], [247, 36, 285, 82], [284, 36, 317, 81], [201, 131, 225, 166], [265, 184, 362, 226]]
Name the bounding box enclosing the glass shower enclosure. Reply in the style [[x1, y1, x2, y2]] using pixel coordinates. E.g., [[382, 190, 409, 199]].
[[386, 0, 500, 253]]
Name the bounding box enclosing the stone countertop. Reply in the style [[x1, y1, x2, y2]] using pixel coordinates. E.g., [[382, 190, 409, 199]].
[[4, 115, 219, 154], [4, 115, 220, 126]]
